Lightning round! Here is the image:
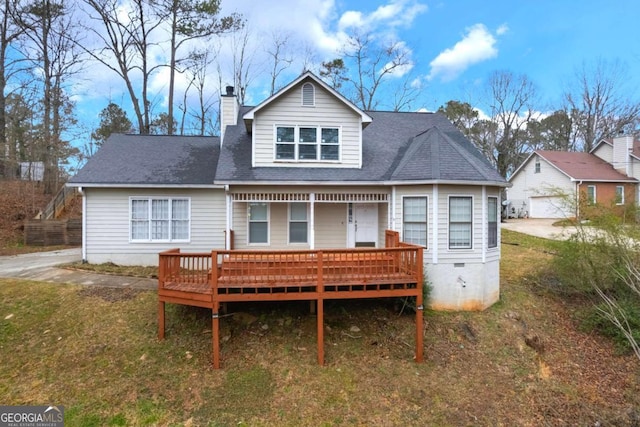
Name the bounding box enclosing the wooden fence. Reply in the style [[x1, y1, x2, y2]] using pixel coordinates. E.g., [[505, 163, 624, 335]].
[[24, 219, 82, 246]]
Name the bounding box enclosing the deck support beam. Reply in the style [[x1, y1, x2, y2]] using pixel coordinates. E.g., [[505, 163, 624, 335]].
[[158, 301, 165, 340], [212, 303, 220, 369]]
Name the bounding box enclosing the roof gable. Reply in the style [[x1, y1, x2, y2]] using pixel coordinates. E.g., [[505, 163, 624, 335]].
[[535, 150, 637, 182], [242, 71, 372, 127]]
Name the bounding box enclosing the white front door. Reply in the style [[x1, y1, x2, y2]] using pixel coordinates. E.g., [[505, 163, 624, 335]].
[[351, 203, 378, 247]]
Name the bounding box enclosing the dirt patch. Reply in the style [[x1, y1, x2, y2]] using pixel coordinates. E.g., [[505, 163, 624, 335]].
[[77, 286, 148, 302]]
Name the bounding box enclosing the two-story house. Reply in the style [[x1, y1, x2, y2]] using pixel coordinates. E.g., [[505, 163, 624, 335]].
[[68, 72, 509, 311]]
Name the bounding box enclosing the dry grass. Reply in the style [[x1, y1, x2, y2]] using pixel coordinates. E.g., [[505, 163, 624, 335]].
[[1, 231, 639, 426]]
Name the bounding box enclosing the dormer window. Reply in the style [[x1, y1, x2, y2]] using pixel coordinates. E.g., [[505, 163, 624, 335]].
[[275, 125, 340, 161], [302, 83, 315, 106]]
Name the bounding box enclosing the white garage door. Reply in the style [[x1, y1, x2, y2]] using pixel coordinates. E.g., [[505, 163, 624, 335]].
[[529, 196, 572, 219]]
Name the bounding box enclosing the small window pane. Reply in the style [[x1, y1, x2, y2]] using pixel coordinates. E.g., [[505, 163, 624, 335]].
[[131, 200, 148, 220], [290, 203, 307, 221], [131, 220, 149, 240], [172, 199, 188, 219], [321, 145, 339, 160], [299, 144, 317, 159], [249, 222, 268, 243], [249, 203, 268, 221], [321, 128, 339, 144], [289, 223, 308, 243], [152, 220, 169, 239], [277, 127, 294, 142], [299, 127, 316, 143], [152, 199, 169, 220], [450, 197, 472, 222], [450, 223, 471, 248], [276, 144, 295, 159]]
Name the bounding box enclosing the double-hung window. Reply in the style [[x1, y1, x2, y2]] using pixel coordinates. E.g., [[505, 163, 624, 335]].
[[289, 203, 308, 243], [488, 197, 498, 248], [130, 198, 190, 242], [248, 203, 269, 244], [449, 196, 472, 249], [403, 196, 427, 247], [275, 126, 340, 161]]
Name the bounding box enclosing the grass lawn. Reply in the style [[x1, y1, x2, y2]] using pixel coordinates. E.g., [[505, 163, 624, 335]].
[[1, 230, 639, 426]]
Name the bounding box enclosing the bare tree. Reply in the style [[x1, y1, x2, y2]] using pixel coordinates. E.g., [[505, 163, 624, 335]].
[[265, 29, 293, 96], [0, 0, 28, 179], [159, 0, 241, 134], [181, 49, 215, 135], [482, 70, 538, 178], [341, 32, 413, 111], [227, 24, 258, 105], [81, 0, 163, 134], [18, 0, 83, 193], [564, 59, 640, 152]]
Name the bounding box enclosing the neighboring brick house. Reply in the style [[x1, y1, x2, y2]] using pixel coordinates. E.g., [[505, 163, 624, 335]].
[[508, 135, 639, 219]]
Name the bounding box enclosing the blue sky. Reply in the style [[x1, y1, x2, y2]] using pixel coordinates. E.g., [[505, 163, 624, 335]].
[[216, 0, 640, 111], [75, 0, 640, 133]]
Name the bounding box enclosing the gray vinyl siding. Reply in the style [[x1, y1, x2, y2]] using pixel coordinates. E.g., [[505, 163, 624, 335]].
[[252, 82, 362, 168], [84, 187, 225, 265]]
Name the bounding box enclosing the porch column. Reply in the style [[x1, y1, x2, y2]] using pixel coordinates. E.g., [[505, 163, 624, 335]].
[[309, 193, 315, 250], [390, 186, 396, 230], [432, 184, 439, 264], [225, 191, 232, 250]]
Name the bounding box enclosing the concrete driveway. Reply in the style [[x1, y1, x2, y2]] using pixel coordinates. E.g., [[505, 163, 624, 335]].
[[501, 218, 576, 240], [0, 248, 155, 289]]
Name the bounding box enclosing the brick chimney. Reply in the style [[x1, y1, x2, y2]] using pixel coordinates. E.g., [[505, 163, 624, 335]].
[[220, 85, 238, 144], [612, 132, 633, 176]]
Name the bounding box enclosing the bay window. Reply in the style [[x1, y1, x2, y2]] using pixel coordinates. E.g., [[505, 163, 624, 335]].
[[403, 196, 427, 247], [449, 196, 472, 249], [488, 197, 498, 248]]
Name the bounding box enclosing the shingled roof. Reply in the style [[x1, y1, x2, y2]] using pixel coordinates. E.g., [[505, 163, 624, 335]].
[[216, 109, 506, 185], [535, 150, 637, 182], [69, 134, 219, 186]]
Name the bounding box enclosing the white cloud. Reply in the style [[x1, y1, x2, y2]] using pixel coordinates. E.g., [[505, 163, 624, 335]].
[[427, 23, 502, 82]]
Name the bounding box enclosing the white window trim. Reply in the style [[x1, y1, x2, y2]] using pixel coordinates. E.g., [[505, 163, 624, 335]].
[[534, 159, 541, 173], [401, 195, 428, 248], [616, 185, 625, 205], [247, 202, 270, 246], [487, 196, 498, 249], [288, 202, 309, 244], [274, 125, 341, 162], [448, 195, 474, 250], [129, 197, 191, 243]]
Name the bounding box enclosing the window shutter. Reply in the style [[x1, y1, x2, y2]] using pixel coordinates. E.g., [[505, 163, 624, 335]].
[[302, 83, 315, 106]]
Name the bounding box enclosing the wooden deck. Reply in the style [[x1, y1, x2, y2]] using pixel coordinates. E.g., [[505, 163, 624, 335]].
[[158, 230, 424, 368]]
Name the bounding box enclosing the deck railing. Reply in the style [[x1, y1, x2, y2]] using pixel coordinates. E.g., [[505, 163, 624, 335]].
[[157, 230, 424, 367]]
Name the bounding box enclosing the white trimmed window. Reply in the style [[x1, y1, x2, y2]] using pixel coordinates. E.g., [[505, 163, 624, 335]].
[[248, 202, 269, 244], [403, 196, 427, 247], [289, 203, 308, 243], [616, 185, 624, 205], [534, 159, 541, 173], [275, 125, 340, 161], [449, 196, 472, 249], [130, 198, 190, 242], [488, 197, 498, 248]]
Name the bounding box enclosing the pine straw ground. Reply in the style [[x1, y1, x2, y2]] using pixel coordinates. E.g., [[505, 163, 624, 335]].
[[0, 230, 639, 426]]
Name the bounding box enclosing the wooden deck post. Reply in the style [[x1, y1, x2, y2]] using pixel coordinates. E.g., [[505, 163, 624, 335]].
[[415, 247, 424, 363], [317, 251, 324, 366], [211, 251, 221, 369]]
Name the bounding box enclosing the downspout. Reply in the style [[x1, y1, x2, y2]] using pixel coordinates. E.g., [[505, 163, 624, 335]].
[[78, 186, 87, 263]]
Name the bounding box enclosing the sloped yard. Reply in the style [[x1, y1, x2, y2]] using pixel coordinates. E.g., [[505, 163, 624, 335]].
[[0, 230, 638, 426]]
